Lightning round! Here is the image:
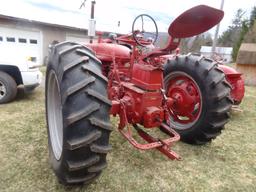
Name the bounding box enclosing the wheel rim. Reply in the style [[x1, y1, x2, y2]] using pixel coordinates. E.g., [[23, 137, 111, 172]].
[[47, 70, 63, 160], [164, 72, 203, 130], [0, 80, 7, 100]]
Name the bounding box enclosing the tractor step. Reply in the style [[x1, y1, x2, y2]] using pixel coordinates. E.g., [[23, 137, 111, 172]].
[[118, 123, 181, 160]]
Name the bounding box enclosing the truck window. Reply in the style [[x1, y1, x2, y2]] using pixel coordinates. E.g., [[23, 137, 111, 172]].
[[18, 38, 27, 43], [30, 39, 37, 44], [6, 37, 15, 42], [0, 36, 3, 41]]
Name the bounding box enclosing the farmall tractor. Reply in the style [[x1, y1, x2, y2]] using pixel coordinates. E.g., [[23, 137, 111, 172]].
[[45, 5, 244, 185]]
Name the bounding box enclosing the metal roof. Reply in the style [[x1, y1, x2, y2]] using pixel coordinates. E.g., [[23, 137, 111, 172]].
[[0, 14, 86, 31], [239, 43, 256, 52]]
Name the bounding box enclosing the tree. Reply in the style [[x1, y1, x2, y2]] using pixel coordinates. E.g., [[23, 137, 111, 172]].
[[232, 9, 246, 28], [249, 6, 256, 27], [232, 7, 256, 60], [232, 20, 249, 60], [218, 28, 239, 47], [218, 9, 246, 47], [244, 7, 256, 43], [179, 33, 213, 54]]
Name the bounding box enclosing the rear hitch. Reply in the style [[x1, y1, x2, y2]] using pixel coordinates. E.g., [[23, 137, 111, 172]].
[[118, 123, 181, 160]]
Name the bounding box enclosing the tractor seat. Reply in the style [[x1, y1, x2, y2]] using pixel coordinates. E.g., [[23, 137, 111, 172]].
[[142, 37, 180, 61]]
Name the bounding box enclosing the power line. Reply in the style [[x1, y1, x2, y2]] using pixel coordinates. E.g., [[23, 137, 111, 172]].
[[79, 0, 87, 9]]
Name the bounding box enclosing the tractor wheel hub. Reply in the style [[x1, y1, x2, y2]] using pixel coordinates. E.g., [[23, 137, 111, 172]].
[[165, 72, 202, 126]]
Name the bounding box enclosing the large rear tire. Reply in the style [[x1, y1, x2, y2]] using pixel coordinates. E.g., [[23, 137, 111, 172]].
[[46, 42, 112, 185], [164, 54, 233, 144]]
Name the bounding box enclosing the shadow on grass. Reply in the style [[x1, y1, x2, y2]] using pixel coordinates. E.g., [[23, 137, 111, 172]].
[[15, 87, 43, 102], [53, 179, 99, 192]]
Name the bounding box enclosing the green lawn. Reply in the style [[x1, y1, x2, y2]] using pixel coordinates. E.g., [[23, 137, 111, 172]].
[[40, 66, 46, 77], [0, 86, 255, 192]]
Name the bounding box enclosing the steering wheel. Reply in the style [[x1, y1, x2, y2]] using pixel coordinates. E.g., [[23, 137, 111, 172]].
[[132, 14, 158, 47]]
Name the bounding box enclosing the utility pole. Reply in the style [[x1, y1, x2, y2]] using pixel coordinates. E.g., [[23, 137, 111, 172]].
[[80, 0, 96, 44], [211, 0, 225, 57], [89, 1, 96, 43]]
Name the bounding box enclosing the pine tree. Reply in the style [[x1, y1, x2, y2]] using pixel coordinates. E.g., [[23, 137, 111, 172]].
[[232, 6, 256, 60], [232, 21, 249, 60], [218, 9, 245, 47], [249, 6, 256, 27]]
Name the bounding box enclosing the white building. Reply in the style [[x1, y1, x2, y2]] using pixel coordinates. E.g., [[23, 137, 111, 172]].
[[200, 46, 233, 63], [0, 14, 95, 65]]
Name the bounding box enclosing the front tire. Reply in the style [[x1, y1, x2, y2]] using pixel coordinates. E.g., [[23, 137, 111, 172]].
[[0, 71, 17, 104], [46, 42, 112, 185], [164, 54, 233, 144]]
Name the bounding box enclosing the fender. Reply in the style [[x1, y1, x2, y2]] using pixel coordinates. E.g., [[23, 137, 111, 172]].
[[218, 65, 245, 104], [0, 65, 23, 85], [169, 5, 224, 38]]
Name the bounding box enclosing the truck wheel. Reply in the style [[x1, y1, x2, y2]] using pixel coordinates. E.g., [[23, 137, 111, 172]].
[[0, 71, 17, 104], [46, 42, 112, 185], [163, 54, 233, 144]]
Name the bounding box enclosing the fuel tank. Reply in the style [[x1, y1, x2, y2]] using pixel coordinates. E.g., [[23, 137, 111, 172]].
[[86, 43, 131, 63]]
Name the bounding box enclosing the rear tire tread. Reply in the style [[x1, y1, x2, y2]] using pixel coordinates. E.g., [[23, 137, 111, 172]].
[[204, 62, 217, 75], [85, 89, 112, 106], [77, 49, 101, 64], [66, 103, 100, 125], [65, 173, 97, 184], [67, 155, 100, 171], [211, 104, 232, 116], [63, 56, 89, 72], [90, 144, 112, 154], [214, 89, 229, 102], [88, 162, 107, 173], [67, 131, 102, 150], [164, 55, 232, 145], [211, 73, 225, 87], [209, 119, 229, 129], [59, 45, 83, 57], [89, 117, 113, 131], [202, 131, 221, 139], [82, 65, 108, 82], [64, 76, 96, 98]]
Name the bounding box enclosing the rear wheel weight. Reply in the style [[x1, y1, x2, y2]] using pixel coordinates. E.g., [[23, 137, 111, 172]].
[[163, 54, 233, 144], [46, 42, 112, 185]]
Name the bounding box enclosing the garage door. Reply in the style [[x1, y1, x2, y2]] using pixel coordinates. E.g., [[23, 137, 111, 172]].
[[0, 27, 42, 65], [66, 35, 90, 44]]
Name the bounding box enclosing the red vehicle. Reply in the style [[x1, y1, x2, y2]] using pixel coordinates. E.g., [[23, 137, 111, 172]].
[[45, 5, 238, 185]]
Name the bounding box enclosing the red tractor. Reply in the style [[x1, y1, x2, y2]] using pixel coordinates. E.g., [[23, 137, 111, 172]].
[[45, 5, 241, 185]]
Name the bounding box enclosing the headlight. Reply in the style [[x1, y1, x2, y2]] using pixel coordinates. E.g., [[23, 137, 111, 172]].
[[27, 57, 39, 69]]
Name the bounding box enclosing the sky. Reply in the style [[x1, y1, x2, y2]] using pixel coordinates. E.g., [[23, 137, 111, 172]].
[[0, 0, 255, 35]]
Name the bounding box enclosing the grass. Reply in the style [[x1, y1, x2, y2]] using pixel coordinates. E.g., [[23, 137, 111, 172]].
[[0, 86, 255, 192], [40, 66, 46, 77]]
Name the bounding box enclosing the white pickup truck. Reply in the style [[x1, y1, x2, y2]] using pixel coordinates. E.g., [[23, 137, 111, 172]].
[[0, 43, 42, 104]]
